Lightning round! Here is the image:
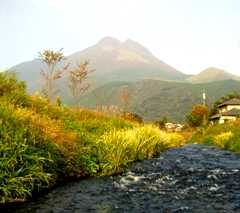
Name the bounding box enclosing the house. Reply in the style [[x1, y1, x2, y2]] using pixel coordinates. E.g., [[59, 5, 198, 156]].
[[210, 98, 240, 124], [165, 122, 184, 132]]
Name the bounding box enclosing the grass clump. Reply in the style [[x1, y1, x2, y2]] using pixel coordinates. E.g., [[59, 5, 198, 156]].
[[0, 102, 60, 203], [97, 125, 184, 175], [192, 120, 240, 153]]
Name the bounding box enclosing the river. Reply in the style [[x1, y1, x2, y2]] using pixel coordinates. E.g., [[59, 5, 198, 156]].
[[3, 144, 240, 213]]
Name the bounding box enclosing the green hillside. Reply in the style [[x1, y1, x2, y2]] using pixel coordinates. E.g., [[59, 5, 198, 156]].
[[0, 72, 183, 203], [80, 79, 240, 122]]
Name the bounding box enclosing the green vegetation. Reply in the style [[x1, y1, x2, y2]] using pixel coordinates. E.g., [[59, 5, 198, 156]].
[[155, 116, 168, 129], [187, 104, 209, 127], [97, 125, 184, 175], [0, 72, 184, 204], [79, 79, 240, 122], [190, 121, 240, 153]]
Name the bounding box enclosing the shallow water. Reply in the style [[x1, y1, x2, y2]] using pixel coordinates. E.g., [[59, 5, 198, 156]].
[[3, 144, 240, 213]]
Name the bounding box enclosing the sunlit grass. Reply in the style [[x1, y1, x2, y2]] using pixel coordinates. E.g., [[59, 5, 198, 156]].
[[191, 120, 240, 153], [96, 125, 184, 175], [0, 72, 185, 203]]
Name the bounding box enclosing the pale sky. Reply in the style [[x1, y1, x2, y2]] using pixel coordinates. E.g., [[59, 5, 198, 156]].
[[1, 0, 240, 75]]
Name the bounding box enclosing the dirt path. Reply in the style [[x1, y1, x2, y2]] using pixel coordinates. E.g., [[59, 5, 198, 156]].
[[4, 144, 240, 213]]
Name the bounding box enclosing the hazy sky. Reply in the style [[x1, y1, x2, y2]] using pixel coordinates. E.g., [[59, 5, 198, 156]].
[[1, 0, 240, 75]]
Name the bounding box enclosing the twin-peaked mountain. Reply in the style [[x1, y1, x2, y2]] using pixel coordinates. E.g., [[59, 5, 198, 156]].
[[68, 37, 187, 81], [12, 37, 188, 92], [11, 37, 240, 121]]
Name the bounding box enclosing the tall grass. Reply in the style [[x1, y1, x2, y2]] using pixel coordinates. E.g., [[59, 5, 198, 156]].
[[0, 72, 185, 203], [192, 120, 240, 153], [96, 125, 184, 175], [0, 102, 60, 203]]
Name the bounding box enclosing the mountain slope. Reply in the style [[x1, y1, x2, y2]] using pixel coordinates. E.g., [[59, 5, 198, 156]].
[[68, 37, 187, 81], [11, 37, 187, 93], [79, 79, 240, 122], [188, 67, 239, 83]]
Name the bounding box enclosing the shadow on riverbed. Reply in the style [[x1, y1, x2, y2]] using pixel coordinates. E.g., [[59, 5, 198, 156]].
[[2, 144, 240, 213]]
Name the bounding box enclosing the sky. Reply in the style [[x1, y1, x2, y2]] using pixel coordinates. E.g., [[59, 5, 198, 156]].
[[1, 0, 240, 75]]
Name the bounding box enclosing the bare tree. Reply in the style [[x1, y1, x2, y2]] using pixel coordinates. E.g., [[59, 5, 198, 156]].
[[69, 61, 94, 105], [39, 49, 69, 102]]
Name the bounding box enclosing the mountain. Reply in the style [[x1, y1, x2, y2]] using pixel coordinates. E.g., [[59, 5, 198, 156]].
[[188, 67, 239, 83], [11, 37, 187, 93], [10, 37, 240, 122], [79, 79, 240, 122], [68, 37, 187, 82]]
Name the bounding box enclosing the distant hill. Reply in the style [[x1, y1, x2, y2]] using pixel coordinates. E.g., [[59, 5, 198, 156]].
[[79, 79, 240, 122], [11, 37, 187, 93], [188, 67, 239, 83]]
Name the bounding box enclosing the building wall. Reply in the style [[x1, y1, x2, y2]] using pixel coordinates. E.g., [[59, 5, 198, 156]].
[[219, 115, 237, 124], [227, 105, 240, 111], [219, 105, 240, 113]]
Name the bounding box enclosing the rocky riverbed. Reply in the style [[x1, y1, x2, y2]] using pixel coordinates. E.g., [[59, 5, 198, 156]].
[[3, 144, 240, 213]]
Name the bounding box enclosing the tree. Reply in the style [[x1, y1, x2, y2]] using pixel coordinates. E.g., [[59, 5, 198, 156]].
[[68, 61, 94, 105], [187, 104, 209, 127], [39, 49, 69, 102]]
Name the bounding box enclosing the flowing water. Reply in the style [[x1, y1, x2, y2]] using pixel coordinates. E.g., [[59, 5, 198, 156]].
[[3, 144, 240, 213]]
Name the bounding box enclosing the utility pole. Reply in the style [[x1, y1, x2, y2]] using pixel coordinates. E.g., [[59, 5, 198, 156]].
[[203, 88, 207, 125], [203, 88, 206, 106]]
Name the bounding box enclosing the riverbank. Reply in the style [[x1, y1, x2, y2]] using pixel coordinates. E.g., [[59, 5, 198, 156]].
[[0, 72, 184, 204]]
